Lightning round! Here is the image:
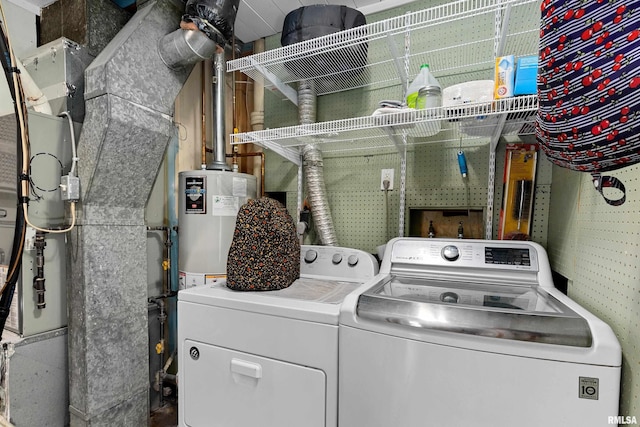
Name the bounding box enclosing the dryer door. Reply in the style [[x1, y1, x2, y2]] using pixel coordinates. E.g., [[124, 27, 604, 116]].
[[183, 339, 326, 427]]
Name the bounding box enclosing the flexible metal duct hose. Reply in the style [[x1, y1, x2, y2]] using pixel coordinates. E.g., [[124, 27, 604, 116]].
[[299, 80, 337, 246], [298, 80, 316, 125]]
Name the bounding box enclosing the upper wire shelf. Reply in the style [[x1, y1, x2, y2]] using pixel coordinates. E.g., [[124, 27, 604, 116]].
[[227, 0, 540, 164], [227, 0, 539, 97]]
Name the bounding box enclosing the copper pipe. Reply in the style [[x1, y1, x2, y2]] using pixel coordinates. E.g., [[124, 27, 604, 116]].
[[200, 61, 207, 169], [226, 151, 265, 197]]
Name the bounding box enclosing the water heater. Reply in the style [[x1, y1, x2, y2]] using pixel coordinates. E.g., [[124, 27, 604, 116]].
[[178, 170, 257, 288]]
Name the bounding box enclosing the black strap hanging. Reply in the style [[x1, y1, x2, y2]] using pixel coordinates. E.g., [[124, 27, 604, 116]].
[[591, 173, 626, 207]]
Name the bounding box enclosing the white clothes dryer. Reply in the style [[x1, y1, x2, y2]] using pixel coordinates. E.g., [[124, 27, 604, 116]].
[[339, 238, 621, 427], [178, 245, 378, 427]]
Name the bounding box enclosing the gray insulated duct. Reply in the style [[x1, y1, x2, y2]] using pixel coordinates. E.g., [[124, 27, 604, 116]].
[[299, 80, 338, 246]]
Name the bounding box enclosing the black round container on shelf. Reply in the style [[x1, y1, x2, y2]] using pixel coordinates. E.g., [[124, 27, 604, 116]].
[[280, 5, 368, 83]]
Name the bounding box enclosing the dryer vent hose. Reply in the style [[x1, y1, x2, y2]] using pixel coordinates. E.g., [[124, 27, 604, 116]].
[[299, 80, 337, 246]]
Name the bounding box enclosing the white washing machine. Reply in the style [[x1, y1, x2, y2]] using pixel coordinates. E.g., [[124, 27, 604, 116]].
[[178, 245, 378, 427], [339, 238, 621, 427]]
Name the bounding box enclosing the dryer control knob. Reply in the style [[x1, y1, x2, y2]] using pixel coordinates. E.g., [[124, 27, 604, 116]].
[[304, 249, 318, 263], [442, 245, 460, 261], [332, 254, 343, 264], [347, 255, 359, 267]]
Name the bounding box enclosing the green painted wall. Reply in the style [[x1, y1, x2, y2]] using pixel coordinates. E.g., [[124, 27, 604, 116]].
[[548, 164, 640, 418]]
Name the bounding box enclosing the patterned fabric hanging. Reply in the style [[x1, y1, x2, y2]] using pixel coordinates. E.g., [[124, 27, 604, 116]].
[[536, 0, 640, 205]]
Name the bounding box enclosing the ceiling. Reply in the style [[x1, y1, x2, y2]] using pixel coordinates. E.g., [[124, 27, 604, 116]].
[[7, 0, 415, 43]]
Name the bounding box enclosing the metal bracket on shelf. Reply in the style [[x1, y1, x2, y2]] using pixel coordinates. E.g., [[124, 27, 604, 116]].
[[494, 1, 513, 57], [233, 136, 302, 166], [249, 58, 298, 106], [490, 110, 509, 152], [486, 148, 498, 240], [383, 127, 407, 154], [398, 139, 407, 238], [266, 141, 302, 166], [383, 127, 408, 237], [486, 111, 509, 239], [386, 32, 408, 91]]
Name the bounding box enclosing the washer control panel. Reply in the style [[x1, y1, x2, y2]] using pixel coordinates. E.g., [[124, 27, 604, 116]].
[[300, 245, 378, 280], [388, 239, 539, 272]]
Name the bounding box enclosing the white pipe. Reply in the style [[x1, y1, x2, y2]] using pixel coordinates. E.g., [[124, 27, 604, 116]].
[[250, 39, 265, 197], [250, 38, 265, 132]]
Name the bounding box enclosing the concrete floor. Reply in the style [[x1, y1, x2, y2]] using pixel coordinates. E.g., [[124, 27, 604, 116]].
[[150, 399, 178, 427]]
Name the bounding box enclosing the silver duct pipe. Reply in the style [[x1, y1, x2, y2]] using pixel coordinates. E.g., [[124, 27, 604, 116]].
[[158, 28, 218, 70], [209, 49, 231, 170], [299, 80, 338, 246]]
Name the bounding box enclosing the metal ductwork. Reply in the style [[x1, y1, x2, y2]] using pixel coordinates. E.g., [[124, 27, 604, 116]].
[[69, 0, 231, 423], [299, 80, 338, 246], [209, 49, 232, 171], [158, 28, 218, 70]]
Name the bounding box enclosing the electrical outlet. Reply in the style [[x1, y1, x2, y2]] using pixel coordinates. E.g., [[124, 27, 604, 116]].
[[381, 169, 394, 190]]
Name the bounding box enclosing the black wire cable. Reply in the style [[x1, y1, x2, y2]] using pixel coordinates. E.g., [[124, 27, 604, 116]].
[[0, 24, 16, 96], [0, 19, 27, 339]]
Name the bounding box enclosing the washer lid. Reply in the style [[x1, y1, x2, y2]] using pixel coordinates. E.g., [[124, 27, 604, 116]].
[[356, 275, 592, 347]]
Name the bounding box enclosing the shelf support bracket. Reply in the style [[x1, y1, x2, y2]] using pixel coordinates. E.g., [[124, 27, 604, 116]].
[[383, 127, 407, 237], [386, 32, 408, 90], [398, 138, 407, 237], [486, 147, 497, 240], [494, 1, 513, 57], [383, 127, 406, 154], [234, 137, 301, 166], [485, 111, 509, 239], [249, 58, 298, 106]]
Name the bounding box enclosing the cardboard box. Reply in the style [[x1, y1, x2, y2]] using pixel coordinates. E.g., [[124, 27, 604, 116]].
[[494, 55, 515, 98], [514, 55, 538, 96]]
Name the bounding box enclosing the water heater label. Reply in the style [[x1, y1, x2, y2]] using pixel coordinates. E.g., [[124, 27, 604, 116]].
[[185, 176, 206, 214], [179, 271, 225, 290], [233, 177, 248, 197], [212, 195, 240, 216]]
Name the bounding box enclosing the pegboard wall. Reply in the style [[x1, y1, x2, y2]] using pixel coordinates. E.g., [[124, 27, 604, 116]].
[[547, 163, 640, 418], [259, 0, 638, 416], [263, 0, 549, 254], [264, 130, 552, 254]]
